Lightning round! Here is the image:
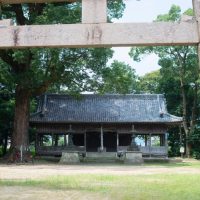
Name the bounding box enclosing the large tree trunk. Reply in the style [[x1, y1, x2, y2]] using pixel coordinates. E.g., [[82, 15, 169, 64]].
[[11, 86, 30, 151], [180, 77, 191, 158]]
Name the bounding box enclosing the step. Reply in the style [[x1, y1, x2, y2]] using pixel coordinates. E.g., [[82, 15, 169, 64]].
[[83, 158, 118, 163], [82, 152, 121, 163], [86, 152, 117, 158]]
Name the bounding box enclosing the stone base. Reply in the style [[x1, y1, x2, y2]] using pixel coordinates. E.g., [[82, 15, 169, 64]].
[[125, 151, 143, 164], [59, 152, 80, 164], [97, 147, 106, 152]]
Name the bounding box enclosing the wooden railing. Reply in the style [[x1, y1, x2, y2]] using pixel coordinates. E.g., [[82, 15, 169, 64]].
[[37, 145, 167, 156], [118, 146, 168, 156], [37, 146, 86, 155]]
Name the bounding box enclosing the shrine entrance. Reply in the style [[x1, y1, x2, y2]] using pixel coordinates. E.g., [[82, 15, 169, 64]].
[[86, 131, 117, 152], [103, 132, 117, 152], [86, 132, 100, 152]]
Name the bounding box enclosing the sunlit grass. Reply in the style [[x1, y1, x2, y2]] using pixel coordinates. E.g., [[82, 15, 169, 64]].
[[143, 159, 200, 168], [1, 174, 200, 200]]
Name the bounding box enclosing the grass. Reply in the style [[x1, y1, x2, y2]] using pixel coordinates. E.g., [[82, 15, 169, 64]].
[[1, 173, 200, 200], [143, 161, 200, 168], [1, 159, 200, 199]]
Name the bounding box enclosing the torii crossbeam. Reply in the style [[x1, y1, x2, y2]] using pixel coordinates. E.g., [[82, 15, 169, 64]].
[[0, 0, 200, 49]]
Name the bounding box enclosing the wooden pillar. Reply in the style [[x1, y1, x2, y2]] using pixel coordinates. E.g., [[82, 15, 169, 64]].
[[193, 0, 200, 67], [35, 133, 38, 151], [100, 125, 104, 151], [165, 133, 168, 148], [149, 133, 152, 158], [52, 133, 54, 146], [145, 135, 148, 147], [40, 135, 43, 146], [117, 132, 119, 151], [160, 135, 163, 146], [84, 132, 87, 152], [55, 134, 59, 146], [165, 133, 168, 158], [82, 0, 107, 23], [64, 134, 67, 146]]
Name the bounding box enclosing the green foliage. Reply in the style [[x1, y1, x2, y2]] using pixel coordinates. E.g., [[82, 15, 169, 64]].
[[99, 60, 138, 94], [188, 128, 200, 159], [0, 1, 126, 152], [0, 2, 125, 95], [108, 0, 126, 20], [138, 70, 160, 94], [0, 93, 14, 155], [168, 127, 183, 157], [0, 58, 15, 155], [156, 5, 181, 22], [129, 5, 200, 157]]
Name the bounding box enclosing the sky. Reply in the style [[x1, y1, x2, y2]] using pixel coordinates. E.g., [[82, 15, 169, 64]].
[[110, 0, 193, 76]]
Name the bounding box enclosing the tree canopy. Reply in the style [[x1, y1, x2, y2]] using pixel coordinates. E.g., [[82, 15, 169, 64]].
[[98, 60, 138, 94], [129, 5, 200, 158], [0, 1, 126, 154]]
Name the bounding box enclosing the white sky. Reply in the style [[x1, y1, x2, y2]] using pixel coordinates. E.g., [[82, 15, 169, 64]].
[[111, 0, 193, 76]]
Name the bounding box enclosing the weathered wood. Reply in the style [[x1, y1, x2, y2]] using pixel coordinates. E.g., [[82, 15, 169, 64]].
[[193, 0, 200, 21], [100, 126, 104, 151], [140, 146, 168, 156], [82, 0, 107, 23], [0, 19, 13, 26], [193, 0, 200, 66], [0, 22, 198, 48], [0, 0, 76, 4]]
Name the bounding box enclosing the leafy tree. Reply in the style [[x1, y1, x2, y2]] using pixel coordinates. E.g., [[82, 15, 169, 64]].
[[129, 5, 199, 157], [0, 92, 14, 156], [0, 1, 125, 154], [98, 60, 138, 94], [0, 59, 15, 155], [188, 128, 200, 159], [137, 70, 160, 94]]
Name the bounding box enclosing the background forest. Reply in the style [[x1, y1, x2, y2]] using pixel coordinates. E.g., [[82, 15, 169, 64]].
[[0, 2, 200, 158]]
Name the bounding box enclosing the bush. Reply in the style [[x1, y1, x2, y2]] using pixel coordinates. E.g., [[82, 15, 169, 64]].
[[188, 128, 200, 159], [192, 151, 200, 160]]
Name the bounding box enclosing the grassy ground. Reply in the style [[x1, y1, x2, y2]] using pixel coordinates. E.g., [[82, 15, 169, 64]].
[[0, 159, 200, 200], [1, 174, 200, 200]]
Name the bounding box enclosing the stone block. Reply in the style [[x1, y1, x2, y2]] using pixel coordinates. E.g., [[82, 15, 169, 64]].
[[125, 152, 143, 164], [82, 0, 107, 23], [59, 151, 80, 164]]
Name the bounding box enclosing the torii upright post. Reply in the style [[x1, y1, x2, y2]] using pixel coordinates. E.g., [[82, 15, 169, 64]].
[[193, 0, 200, 65], [82, 0, 107, 23]]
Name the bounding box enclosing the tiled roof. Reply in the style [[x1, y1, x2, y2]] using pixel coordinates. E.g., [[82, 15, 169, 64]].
[[30, 94, 182, 124]]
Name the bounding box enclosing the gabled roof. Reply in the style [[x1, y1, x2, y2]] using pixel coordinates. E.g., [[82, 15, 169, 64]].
[[30, 94, 182, 124]]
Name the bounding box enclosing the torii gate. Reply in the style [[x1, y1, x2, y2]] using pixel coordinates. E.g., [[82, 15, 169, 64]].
[[0, 0, 200, 53]]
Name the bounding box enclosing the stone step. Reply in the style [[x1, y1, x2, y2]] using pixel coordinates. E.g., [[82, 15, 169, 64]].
[[82, 152, 123, 163], [86, 152, 117, 158], [83, 157, 118, 163]]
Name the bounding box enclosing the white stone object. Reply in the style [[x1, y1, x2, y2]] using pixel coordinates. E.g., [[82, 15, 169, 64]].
[[125, 152, 143, 164], [59, 152, 80, 164]]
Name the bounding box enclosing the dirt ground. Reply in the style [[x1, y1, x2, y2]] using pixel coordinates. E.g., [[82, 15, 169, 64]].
[[0, 186, 110, 200], [0, 160, 200, 180], [0, 160, 200, 200]]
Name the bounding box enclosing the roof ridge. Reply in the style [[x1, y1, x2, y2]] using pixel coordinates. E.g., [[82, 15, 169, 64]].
[[43, 93, 164, 98]]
